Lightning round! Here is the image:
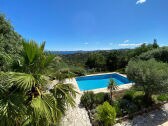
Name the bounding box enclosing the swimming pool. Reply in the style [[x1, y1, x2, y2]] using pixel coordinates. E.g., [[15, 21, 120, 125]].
[[76, 73, 131, 91]]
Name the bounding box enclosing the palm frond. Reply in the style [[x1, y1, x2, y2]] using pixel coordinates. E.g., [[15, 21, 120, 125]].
[[39, 41, 45, 52], [28, 94, 62, 125], [0, 88, 26, 126], [50, 83, 77, 114], [107, 79, 118, 90], [22, 40, 39, 64], [9, 72, 36, 90], [0, 40, 77, 125]]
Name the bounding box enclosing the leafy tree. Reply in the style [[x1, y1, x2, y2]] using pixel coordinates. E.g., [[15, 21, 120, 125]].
[[60, 41, 160, 73], [106, 51, 120, 71], [138, 47, 168, 63], [126, 59, 168, 104], [107, 79, 118, 104], [153, 39, 159, 48], [69, 66, 86, 76], [132, 43, 152, 57], [95, 101, 116, 126], [85, 53, 106, 71], [0, 41, 77, 125]]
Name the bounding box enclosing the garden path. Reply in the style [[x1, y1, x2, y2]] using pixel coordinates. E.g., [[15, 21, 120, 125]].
[[115, 103, 168, 126], [60, 79, 92, 126]]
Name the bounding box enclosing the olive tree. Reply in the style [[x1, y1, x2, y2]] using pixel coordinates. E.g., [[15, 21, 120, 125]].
[[126, 59, 168, 104]]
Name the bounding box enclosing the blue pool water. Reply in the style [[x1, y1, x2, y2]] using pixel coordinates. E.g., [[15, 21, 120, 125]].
[[76, 73, 131, 91]]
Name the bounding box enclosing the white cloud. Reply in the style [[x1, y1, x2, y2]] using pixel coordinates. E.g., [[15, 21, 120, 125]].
[[118, 43, 143, 47], [136, 0, 146, 4], [83, 42, 89, 45], [124, 40, 129, 43]]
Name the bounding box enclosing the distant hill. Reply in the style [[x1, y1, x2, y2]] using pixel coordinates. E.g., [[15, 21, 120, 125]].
[[47, 49, 129, 55], [49, 50, 90, 55]]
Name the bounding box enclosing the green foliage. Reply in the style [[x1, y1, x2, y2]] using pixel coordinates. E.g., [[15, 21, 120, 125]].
[[126, 59, 168, 103], [106, 50, 127, 71], [112, 101, 123, 117], [130, 41, 159, 57], [61, 52, 90, 68], [69, 66, 86, 76], [119, 99, 139, 115], [0, 73, 27, 126], [114, 89, 145, 116], [108, 79, 118, 91], [61, 41, 159, 73], [80, 91, 95, 110], [107, 79, 118, 103], [122, 90, 135, 101], [0, 14, 22, 71], [153, 39, 159, 48], [138, 47, 168, 63], [80, 92, 110, 109], [94, 92, 109, 105], [133, 95, 146, 108], [95, 101, 116, 126], [157, 94, 168, 102], [50, 83, 77, 114], [85, 53, 106, 71], [0, 41, 77, 125]]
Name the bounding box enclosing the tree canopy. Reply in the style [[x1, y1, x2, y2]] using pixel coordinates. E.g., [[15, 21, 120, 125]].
[[138, 47, 168, 63], [126, 59, 168, 103], [85, 53, 106, 71]]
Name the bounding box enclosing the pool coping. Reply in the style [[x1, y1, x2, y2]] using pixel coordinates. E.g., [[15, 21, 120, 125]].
[[66, 72, 134, 94]]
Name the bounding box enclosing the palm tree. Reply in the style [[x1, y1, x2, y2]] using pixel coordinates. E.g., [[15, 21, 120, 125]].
[[0, 40, 77, 126], [107, 79, 118, 104]]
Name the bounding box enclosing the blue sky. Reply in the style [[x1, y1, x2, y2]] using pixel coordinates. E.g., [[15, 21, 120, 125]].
[[0, 0, 168, 51]]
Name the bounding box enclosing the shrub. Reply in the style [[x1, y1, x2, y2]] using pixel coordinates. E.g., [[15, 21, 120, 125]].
[[123, 90, 135, 101], [70, 67, 86, 76], [133, 95, 148, 108], [157, 94, 168, 102], [80, 91, 94, 110], [118, 99, 139, 115], [95, 101, 116, 126], [93, 92, 107, 106], [112, 101, 123, 117], [81, 92, 111, 109]]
